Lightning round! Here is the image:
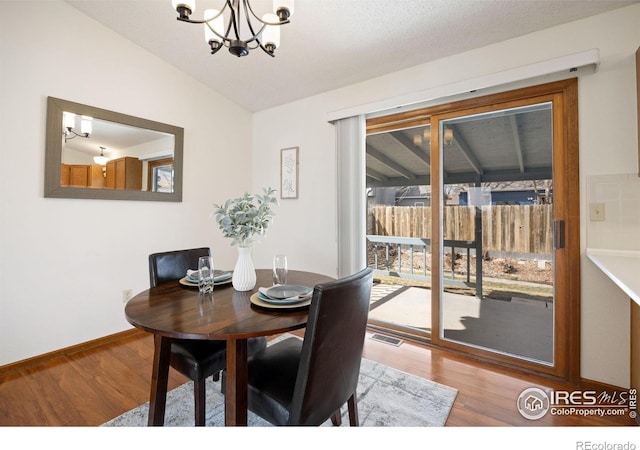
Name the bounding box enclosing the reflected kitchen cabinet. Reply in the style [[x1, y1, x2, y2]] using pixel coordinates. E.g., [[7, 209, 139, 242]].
[[61, 164, 105, 189], [105, 157, 142, 190]]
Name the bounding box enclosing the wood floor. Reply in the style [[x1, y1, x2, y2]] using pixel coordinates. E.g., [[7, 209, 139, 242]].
[[0, 329, 636, 427]]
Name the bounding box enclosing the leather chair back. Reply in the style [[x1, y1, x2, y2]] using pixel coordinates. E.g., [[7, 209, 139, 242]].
[[149, 247, 210, 287], [289, 268, 373, 425]]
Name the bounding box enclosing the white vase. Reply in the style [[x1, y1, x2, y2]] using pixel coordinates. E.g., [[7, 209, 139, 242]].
[[232, 245, 256, 291]]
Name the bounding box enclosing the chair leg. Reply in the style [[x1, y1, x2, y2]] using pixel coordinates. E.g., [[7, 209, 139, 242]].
[[330, 408, 342, 426], [194, 379, 206, 426], [212, 371, 220, 382], [347, 393, 359, 426]]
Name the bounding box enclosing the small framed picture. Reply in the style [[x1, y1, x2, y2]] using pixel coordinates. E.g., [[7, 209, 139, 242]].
[[280, 147, 299, 199]]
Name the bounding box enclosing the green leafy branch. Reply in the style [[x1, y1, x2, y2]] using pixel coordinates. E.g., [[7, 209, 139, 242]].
[[213, 187, 278, 247]]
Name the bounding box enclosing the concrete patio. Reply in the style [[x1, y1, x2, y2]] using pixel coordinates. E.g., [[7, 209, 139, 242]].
[[369, 283, 553, 363]]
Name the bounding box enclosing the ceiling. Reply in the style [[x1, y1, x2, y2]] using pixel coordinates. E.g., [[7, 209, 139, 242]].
[[66, 0, 637, 113], [366, 102, 553, 188]]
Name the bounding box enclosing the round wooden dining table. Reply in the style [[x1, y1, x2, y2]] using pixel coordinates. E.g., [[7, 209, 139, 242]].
[[125, 269, 334, 426]]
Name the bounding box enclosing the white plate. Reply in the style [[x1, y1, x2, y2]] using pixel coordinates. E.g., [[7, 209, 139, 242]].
[[179, 276, 232, 288], [250, 293, 311, 310], [264, 285, 312, 299]]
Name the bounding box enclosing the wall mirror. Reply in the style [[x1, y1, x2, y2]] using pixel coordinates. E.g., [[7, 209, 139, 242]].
[[45, 96, 184, 201]]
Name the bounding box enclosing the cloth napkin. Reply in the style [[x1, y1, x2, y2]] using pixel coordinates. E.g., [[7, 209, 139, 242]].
[[186, 269, 231, 282]]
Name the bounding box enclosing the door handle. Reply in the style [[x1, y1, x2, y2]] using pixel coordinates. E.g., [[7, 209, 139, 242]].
[[554, 220, 565, 249]]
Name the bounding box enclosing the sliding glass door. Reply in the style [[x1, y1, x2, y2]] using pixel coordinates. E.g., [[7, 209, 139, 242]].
[[437, 102, 555, 364], [366, 123, 433, 340], [365, 79, 580, 381], [430, 81, 580, 380]]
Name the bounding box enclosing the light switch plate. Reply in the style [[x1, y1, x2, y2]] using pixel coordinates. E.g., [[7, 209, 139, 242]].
[[589, 202, 605, 221]]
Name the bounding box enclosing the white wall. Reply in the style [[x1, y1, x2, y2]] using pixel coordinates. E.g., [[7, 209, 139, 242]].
[[0, 2, 252, 365], [252, 4, 640, 387], [251, 96, 337, 276]]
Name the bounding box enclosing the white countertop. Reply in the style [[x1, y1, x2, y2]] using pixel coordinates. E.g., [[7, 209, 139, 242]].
[[586, 248, 640, 306]]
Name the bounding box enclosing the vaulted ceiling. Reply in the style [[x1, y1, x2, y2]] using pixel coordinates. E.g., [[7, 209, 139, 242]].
[[67, 0, 636, 113]]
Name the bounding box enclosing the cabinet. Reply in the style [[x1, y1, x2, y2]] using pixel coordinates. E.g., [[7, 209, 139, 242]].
[[60, 163, 70, 186], [88, 164, 105, 188], [105, 157, 142, 190], [60, 164, 105, 188], [68, 164, 89, 187]]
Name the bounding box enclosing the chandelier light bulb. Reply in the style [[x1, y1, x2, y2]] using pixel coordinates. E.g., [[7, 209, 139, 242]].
[[80, 117, 92, 136], [63, 111, 75, 130], [172, 0, 196, 19], [274, 0, 294, 20], [262, 13, 280, 52]]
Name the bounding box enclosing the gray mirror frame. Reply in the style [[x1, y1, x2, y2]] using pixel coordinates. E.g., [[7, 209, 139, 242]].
[[45, 96, 184, 202]]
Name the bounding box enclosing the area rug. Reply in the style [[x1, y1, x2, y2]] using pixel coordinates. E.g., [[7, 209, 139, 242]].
[[102, 336, 457, 427]]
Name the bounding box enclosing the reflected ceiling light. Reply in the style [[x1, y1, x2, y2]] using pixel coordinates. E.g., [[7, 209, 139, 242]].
[[94, 146, 108, 165], [171, 0, 294, 57], [63, 112, 92, 142], [444, 128, 453, 145], [413, 134, 422, 146]]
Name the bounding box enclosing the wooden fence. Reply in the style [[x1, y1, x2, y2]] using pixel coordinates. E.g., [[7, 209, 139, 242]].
[[368, 204, 553, 255]]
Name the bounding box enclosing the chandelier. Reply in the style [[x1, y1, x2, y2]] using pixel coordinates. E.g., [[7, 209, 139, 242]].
[[63, 111, 92, 142], [171, 0, 294, 57]]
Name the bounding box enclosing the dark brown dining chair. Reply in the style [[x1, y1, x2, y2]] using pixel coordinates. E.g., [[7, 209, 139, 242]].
[[148, 247, 266, 426], [242, 267, 373, 426]]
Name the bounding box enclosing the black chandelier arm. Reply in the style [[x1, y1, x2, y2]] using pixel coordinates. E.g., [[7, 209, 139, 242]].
[[175, 0, 230, 24], [259, 43, 276, 57], [204, 17, 267, 47], [241, 0, 276, 55], [204, 20, 265, 53], [244, 16, 274, 56], [64, 128, 89, 141], [229, 0, 242, 40], [199, 2, 258, 46]]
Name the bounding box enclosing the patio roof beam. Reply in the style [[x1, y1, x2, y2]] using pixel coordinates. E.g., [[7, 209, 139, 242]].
[[367, 167, 388, 182], [510, 115, 525, 173], [449, 124, 484, 176], [389, 131, 431, 169], [366, 167, 552, 188], [367, 145, 416, 180]]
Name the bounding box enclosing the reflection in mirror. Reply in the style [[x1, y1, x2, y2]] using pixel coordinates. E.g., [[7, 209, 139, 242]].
[[148, 158, 175, 193], [45, 97, 183, 201]]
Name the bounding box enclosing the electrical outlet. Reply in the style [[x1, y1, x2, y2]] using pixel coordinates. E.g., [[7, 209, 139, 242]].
[[589, 202, 605, 221], [122, 289, 133, 303]]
